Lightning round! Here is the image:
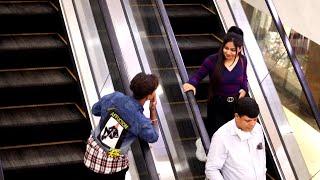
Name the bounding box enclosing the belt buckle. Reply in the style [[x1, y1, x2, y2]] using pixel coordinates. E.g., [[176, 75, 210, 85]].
[[227, 97, 234, 102]]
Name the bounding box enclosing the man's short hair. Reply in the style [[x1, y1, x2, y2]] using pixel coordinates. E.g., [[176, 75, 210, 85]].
[[234, 97, 260, 118], [130, 72, 159, 99]]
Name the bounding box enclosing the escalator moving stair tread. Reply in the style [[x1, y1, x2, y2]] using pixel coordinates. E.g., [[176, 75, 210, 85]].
[[0, 68, 75, 88], [166, 5, 213, 18], [0, 104, 84, 127], [0, 0, 89, 178], [169, 103, 207, 121], [186, 68, 210, 81], [0, 34, 66, 51], [163, 0, 206, 4], [176, 35, 221, 50], [0, 142, 85, 169], [0, 1, 57, 16]]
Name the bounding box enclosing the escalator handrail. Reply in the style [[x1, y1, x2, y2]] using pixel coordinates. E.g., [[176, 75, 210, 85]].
[[155, 0, 211, 152], [0, 160, 4, 180], [264, 0, 320, 127]]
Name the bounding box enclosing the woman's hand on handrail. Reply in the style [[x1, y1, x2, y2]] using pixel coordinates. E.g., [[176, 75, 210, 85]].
[[183, 83, 196, 95]]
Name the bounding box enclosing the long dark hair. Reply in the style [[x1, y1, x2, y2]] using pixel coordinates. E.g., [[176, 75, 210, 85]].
[[208, 32, 243, 100]]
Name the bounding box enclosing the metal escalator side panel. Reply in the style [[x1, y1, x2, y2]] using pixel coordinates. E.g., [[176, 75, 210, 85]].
[[60, 0, 100, 128]]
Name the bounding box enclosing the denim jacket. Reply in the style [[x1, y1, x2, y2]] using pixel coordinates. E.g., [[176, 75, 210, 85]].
[[91, 92, 159, 155]]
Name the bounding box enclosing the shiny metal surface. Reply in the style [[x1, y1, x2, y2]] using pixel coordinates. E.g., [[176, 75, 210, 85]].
[[70, 0, 115, 128], [59, 0, 100, 128], [100, 0, 170, 179], [122, 1, 176, 179], [72, 0, 115, 97], [102, 0, 142, 81]]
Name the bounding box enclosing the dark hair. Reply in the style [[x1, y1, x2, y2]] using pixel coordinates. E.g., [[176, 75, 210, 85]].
[[130, 72, 159, 99], [228, 26, 245, 56], [208, 32, 244, 99], [234, 97, 260, 118], [227, 26, 244, 38]]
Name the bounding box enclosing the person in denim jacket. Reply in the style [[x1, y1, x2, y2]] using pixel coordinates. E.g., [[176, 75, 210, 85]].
[[84, 72, 160, 179]]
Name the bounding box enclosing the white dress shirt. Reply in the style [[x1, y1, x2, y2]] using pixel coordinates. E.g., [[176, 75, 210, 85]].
[[205, 119, 266, 180]]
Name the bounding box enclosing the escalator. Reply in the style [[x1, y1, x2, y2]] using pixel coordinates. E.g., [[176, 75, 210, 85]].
[[0, 1, 97, 179], [163, 1, 223, 126], [43, 0, 317, 179], [71, 0, 303, 179], [160, 0, 281, 179], [122, 0, 282, 179], [5, 0, 309, 179]]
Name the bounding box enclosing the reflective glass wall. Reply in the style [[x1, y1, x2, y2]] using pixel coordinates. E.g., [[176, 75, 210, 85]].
[[241, 0, 320, 179]]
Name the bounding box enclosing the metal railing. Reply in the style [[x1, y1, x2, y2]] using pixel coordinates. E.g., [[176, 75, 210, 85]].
[[0, 160, 4, 180], [155, 0, 211, 153]]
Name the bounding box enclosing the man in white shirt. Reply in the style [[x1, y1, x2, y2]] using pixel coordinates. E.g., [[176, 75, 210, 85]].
[[205, 97, 266, 180]]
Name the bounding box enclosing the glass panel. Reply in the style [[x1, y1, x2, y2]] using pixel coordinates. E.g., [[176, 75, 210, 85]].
[[122, 0, 205, 179], [89, 0, 123, 92], [241, 0, 320, 178], [287, 30, 320, 111]]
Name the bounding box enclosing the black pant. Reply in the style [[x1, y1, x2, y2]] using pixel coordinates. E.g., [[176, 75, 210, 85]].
[[104, 167, 128, 179], [87, 167, 129, 180], [205, 96, 237, 138]]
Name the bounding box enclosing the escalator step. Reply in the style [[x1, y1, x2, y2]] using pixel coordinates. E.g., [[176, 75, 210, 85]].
[[186, 67, 210, 101], [176, 35, 221, 51], [0, 68, 80, 106], [0, 142, 84, 169], [0, 104, 90, 146], [0, 142, 94, 179], [166, 5, 213, 18], [156, 68, 209, 102], [0, 34, 69, 69], [176, 35, 222, 66], [165, 5, 221, 34], [0, 1, 93, 179], [163, 0, 207, 4], [145, 35, 221, 69], [0, 1, 62, 34]]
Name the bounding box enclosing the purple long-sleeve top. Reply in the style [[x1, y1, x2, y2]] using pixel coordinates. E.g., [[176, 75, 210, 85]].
[[188, 53, 248, 96]]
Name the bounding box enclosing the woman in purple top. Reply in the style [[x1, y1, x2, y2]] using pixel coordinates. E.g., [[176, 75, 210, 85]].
[[183, 30, 248, 138]]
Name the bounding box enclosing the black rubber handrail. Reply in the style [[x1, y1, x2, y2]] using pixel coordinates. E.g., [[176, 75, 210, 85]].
[[155, 0, 211, 152], [264, 0, 320, 128], [0, 160, 4, 180]]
